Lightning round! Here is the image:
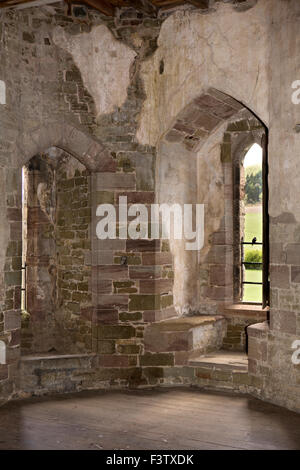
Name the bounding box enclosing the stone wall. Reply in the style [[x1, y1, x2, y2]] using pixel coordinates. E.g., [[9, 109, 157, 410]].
[[247, 0, 300, 413], [0, 0, 299, 414], [0, 1, 166, 403], [56, 154, 92, 353]]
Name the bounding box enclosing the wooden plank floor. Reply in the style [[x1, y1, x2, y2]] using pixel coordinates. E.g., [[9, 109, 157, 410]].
[[0, 388, 299, 450]]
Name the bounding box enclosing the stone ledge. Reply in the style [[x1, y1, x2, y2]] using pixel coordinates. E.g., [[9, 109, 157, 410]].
[[146, 315, 225, 332], [21, 353, 96, 362], [189, 350, 248, 371], [223, 304, 269, 320], [247, 321, 269, 339]]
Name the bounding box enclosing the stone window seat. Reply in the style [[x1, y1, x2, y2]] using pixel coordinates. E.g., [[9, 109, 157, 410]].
[[144, 315, 226, 356]]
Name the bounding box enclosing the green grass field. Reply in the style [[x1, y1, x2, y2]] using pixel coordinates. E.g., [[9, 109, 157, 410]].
[[243, 207, 262, 303]]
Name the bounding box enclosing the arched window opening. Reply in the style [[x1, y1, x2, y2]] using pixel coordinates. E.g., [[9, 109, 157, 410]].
[[238, 138, 269, 308], [241, 144, 263, 303], [20, 150, 92, 355]]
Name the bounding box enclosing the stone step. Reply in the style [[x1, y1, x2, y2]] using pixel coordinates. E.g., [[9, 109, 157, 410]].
[[187, 350, 250, 392], [189, 350, 248, 371], [144, 315, 226, 356]]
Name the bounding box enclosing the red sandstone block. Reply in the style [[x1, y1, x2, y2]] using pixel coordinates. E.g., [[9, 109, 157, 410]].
[[98, 355, 130, 367], [173, 120, 196, 134], [94, 309, 119, 324], [117, 191, 155, 204], [80, 307, 94, 321], [129, 266, 161, 280], [194, 94, 236, 120], [94, 156, 117, 173], [95, 265, 128, 280], [142, 252, 172, 266], [96, 295, 128, 309], [193, 111, 221, 131], [139, 279, 173, 294], [126, 239, 160, 252], [92, 279, 112, 294], [93, 239, 126, 251], [143, 311, 156, 322]]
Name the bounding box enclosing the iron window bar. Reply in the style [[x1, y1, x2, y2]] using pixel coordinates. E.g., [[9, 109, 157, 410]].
[[241, 240, 263, 287], [21, 263, 27, 311]]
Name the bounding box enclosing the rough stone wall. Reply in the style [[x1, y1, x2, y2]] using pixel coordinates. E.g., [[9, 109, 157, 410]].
[[90, 175, 175, 360], [0, 2, 166, 402], [0, 0, 299, 415], [55, 154, 92, 353], [247, 0, 300, 413]]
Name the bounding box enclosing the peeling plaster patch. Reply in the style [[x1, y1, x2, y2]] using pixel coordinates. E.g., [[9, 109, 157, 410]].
[[53, 25, 136, 118]]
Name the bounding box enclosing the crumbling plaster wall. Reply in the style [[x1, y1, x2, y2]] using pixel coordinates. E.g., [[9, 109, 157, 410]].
[[53, 24, 136, 119], [138, 0, 271, 146], [148, 1, 271, 315]]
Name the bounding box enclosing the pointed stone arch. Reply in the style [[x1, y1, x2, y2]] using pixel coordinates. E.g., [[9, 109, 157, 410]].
[[16, 122, 116, 172], [158, 87, 268, 316], [162, 88, 266, 152]]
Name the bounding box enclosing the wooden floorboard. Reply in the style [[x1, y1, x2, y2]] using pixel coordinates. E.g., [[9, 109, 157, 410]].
[[0, 388, 299, 450]]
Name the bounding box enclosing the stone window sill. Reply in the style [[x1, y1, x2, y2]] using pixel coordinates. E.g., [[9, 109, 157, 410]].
[[223, 303, 269, 320]]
